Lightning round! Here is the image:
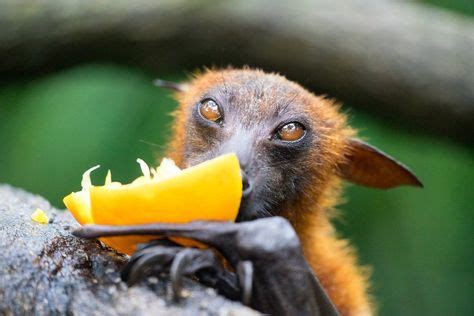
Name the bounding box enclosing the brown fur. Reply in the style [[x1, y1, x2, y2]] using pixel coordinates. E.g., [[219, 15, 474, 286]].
[[165, 68, 373, 315]]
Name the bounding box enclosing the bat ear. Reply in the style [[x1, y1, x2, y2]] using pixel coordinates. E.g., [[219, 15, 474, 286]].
[[153, 79, 189, 92], [339, 138, 423, 189]]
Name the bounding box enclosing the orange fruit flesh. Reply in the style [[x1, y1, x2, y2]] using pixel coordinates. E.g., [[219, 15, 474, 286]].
[[63, 154, 242, 254]]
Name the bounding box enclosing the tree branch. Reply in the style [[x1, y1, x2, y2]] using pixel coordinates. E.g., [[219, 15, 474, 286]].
[[0, 0, 473, 143]]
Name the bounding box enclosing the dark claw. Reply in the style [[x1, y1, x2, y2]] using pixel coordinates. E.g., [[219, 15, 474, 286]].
[[237, 261, 253, 306], [123, 246, 180, 286], [170, 249, 193, 300], [120, 242, 241, 301]]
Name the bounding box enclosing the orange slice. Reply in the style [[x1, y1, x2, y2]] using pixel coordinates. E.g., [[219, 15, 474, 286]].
[[63, 154, 242, 254]]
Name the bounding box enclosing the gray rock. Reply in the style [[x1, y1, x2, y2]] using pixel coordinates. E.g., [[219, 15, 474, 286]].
[[0, 185, 257, 316]]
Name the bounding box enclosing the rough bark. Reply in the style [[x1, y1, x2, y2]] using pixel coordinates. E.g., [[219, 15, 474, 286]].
[[0, 184, 257, 315], [0, 0, 472, 143]]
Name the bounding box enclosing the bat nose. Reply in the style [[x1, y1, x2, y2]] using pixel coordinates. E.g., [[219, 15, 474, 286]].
[[241, 169, 253, 198]]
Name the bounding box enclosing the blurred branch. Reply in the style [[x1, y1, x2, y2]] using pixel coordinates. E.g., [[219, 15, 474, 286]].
[[0, 0, 473, 144]]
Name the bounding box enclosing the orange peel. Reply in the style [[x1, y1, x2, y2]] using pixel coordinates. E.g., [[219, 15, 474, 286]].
[[31, 208, 49, 224], [63, 153, 242, 254]]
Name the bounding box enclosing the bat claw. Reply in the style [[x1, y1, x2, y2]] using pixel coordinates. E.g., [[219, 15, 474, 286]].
[[119, 241, 239, 301], [122, 246, 177, 286], [170, 249, 194, 300], [237, 261, 253, 306]]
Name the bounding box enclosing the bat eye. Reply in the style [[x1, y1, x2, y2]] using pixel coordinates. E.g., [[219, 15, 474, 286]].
[[199, 99, 222, 123], [277, 122, 306, 142]]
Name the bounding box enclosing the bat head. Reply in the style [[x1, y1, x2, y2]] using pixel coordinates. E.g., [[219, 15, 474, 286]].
[[157, 68, 422, 221]]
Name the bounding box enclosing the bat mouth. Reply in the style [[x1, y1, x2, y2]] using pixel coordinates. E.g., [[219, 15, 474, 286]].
[[237, 169, 257, 222], [241, 169, 253, 199], [237, 194, 250, 223], [236, 171, 284, 222]]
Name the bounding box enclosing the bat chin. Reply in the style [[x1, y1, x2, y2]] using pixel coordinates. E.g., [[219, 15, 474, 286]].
[[236, 212, 258, 222], [236, 198, 275, 222], [236, 210, 252, 222], [236, 198, 258, 222]]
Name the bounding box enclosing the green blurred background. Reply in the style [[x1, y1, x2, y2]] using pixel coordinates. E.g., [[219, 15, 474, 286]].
[[0, 1, 473, 315]]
